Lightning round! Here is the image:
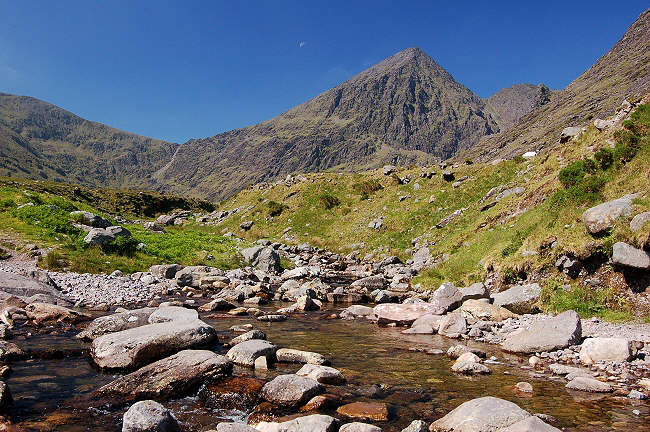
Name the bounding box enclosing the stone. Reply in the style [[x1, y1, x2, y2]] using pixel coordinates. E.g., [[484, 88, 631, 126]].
[[429, 396, 530, 431], [216, 424, 258, 432], [340, 305, 375, 320], [548, 363, 590, 377], [296, 295, 320, 311], [93, 350, 232, 405], [611, 242, 650, 270], [579, 337, 632, 365], [368, 217, 383, 230], [351, 275, 386, 290], [77, 308, 156, 340], [147, 306, 198, 323], [91, 320, 217, 369], [122, 400, 180, 432], [514, 382, 533, 394], [0, 341, 25, 361], [401, 420, 427, 432], [260, 374, 324, 407], [273, 414, 339, 432], [630, 211, 650, 232], [150, 264, 183, 280], [491, 283, 541, 314], [70, 211, 111, 228], [458, 283, 488, 302], [300, 394, 342, 412], [437, 313, 467, 338], [403, 314, 444, 334], [373, 303, 442, 326], [337, 402, 389, 421], [629, 390, 647, 400], [560, 126, 581, 143], [276, 348, 327, 365], [255, 356, 268, 370], [593, 118, 614, 130], [240, 221, 253, 230], [565, 377, 613, 393], [436, 209, 463, 229], [198, 299, 237, 312], [502, 310, 581, 354], [199, 376, 265, 411], [451, 360, 491, 375], [84, 226, 130, 246], [429, 283, 463, 314], [382, 165, 396, 175], [230, 330, 266, 346], [459, 299, 517, 322], [25, 302, 90, 324], [0, 381, 11, 410], [582, 195, 634, 234], [522, 151, 536, 159], [257, 314, 287, 322], [340, 423, 382, 432], [226, 339, 276, 367], [446, 345, 486, 359], [296, 364, 345, 384], [241, 246, 281, 273], [499, 416, 561, 432]]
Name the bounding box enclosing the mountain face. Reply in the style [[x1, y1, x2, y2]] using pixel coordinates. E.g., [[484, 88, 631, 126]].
[[485, 83, 553, 130], [154, 48, 500, 200], [466, 8, 650, 161], [0, 93, 178, 189]]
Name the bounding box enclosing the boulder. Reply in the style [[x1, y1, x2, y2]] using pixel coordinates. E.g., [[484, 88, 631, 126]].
[[198, 298, 237, 312], [612, 242, 650, 270], [241, 246, 281, 273], [459, 283, 488, 302], [351, 275, 385, 290], [451, 360, 491, 375], [0, 270, 68, 303], [403, 314, 444, 334], [340, 305, 375, 320], [77, 308, 156, 340], [216, 424, 258, 432], [446, 345, 486, 359], [260, 374, 324, 407], [437, 313, 467, 338], [150, 264, 183, 280], [582, 195, 634, 235], [459, 299, 517, 322], [499, 416, 561, 432], [382, 165, 396, 175], [337, 402, 389, 422], [295, 295, 320, 311], [630, 211, 650, 232], [579, 337, 632, 364], [0, 341, 25, 361], [296, 364, 345, 384], [226, 339, 276, 367], [93, 350, 232, 405], [84, 226, 131, 246], [429, 396, 530, 431], [401, 420, 427, 432], [199, 376, 265, 411], [502, 311, 581, 354], [230, 330, 266, 346], [148, 306, 198, 323], [593, 119, 614, 130], [340, 423, 382, 432], [373, 303, 442, 326], [70, 211, 111, 228], [276, 348, 327, 365], [560, 126, 581, 143], [91, 320, 218, 369], [122, 400, 180, 432], [429, 283, 463, 314], [261, 414, 339, 432], [491, 283, 541, 314], [565, 377, 613, 393], [25, 302, 90, 324]]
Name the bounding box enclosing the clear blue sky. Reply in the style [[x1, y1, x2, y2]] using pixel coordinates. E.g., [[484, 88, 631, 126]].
[[1, 1, 647, 143]]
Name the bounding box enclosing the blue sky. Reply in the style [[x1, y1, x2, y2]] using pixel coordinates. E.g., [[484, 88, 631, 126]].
[[1, 1, 647, 143]]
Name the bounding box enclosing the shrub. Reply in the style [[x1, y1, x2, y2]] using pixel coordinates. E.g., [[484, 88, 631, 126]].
[[39, 251, 66, 271], [0, 249, 10, 260], [353, 179, 383, 200], [267, 201, 287, 217], [0, 199, 15, 210], [319, 192, 340, 209], [558, 160, 586, 188], [594, 147, 614, 169], [512, 155, 525, 164], [101, 236, 139, 256]]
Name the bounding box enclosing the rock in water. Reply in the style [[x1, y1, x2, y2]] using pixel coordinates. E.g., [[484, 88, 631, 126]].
[[501, 310, 581, 354], [215, 424, 258, 432], [401, 420, 427, 432], [91, 320, 217, 369], [340, 423, 383, 432], [77, 308, 156, 341], [296, 364, 346, 384], [276, 348, 328, 365], [226, 339, 276, 367], [93, 350, 232, 405], [429, 397, 530, 431], [373, 303, 442, 326], [565, 377, 613, 393], [337, 402, 390, 421], [260, 374, 324, 407], [122, 400, 180, 432]]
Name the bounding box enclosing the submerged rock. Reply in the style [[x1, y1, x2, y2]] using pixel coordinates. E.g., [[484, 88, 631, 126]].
[[122, 400, 180, 432], [77, 308, 156, 341], [337, 402, 389, 422]]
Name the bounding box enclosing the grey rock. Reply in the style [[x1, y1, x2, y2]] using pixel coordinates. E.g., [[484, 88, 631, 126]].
[[122, 400, 180, 432], [226, 339, 276, 367], [148, 306, 198, 323], [278, 414, 339, 432], [437, 313, 467, 338], [77, 308, 156, 341], [500, 416, 561, 432], [612, 242, 650, 270], [429, 283, 463, 314], [579, 337, 632, 364], [296, 364, 345, 384], [560, 126, 581, 143], [382, 165, 396, 175], [241, 246, 281, 273], [502, 310, 581, 354], [230, 330, 266, 346], [276, 348, 327, 365], [401, 420, 427, 432], [630, 211, 650, 232], [429, 396, 530, 431], [459, 282, 488, 301], [340, 423, 382, 432], [70, 211, 111, 228], [216, 423, 258, 432], [260, 374, 324, 407], [150, 264, 183, 280], [582, 195, 634, 234], [491, 283, 541, 314], [565, 376, 613, 393], [373, 303, 442, 326]]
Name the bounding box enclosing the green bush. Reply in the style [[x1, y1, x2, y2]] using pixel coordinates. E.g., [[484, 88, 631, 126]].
[[101, 235, 140, 256], [512, 155, 525, 164], [267, 200, 287, 217], [558, 160, 586, 188], [0, 199, 15, 210], [319, 192, 340, 209], [353, 179, 383, 200], [594, 147, 614, 169]]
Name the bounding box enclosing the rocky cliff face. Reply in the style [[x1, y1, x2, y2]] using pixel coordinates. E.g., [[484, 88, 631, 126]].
[[485, 83, 553, 130], [154, 48, 500, 200]]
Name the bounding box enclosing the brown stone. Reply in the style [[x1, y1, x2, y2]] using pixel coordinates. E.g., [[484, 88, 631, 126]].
[[199, 376, 265, 411], [336, 402, 389, 421], [300, 394, 342, 412]]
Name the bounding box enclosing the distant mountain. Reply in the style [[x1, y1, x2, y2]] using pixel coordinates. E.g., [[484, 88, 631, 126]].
[[153, 47, 501, 199], [0, 93, 177, 190], [485, 83, 554, 130], [466, 8, 650, 161]]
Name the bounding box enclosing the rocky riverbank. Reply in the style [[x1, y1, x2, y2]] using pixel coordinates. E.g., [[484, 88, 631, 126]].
[[0, 242, 648, 431]]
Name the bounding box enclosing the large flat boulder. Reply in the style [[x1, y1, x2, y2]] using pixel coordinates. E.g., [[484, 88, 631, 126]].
[[582, 195, 634, 235], [502, 311, 581, 354], [429, 396, 530, 431], [0, 270, 68, 304], [93, 350, 232, 405], [499, 416, 561, 432], [373, 303, 442, 326], [260, 374, 324, 407], [25, 302, 90, 324], [276, 348, 327, 365], [491, 283, 541, 314], [91, 320, 217, 369], [565, 376, 613, 393], [579, 337, 632, 364], [296, 364, 345, 384], [77, 308, 156, 341], [612, 242, 650, 270], [148, 306, 198, 323], [226, 339, 276, 367], [428, 283, 463, 314]]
